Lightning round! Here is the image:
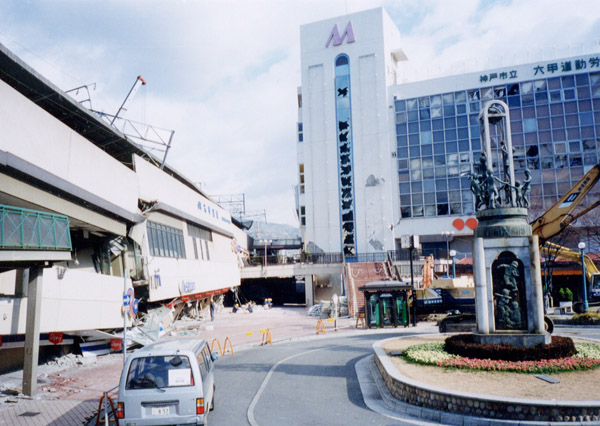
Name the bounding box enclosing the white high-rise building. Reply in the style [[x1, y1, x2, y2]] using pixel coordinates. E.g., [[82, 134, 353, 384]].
[[298, 8, 406, 257]]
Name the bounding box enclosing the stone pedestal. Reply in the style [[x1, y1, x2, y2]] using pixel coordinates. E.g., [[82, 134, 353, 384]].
[[473, 332, 550, 347], [473, 208, 549, 348]]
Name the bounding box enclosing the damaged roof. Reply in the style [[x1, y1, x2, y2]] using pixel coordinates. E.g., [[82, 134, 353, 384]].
[[0, 42, 208, 199]]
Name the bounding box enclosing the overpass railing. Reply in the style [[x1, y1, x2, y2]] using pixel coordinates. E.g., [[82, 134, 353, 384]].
[[0, 204, 71, 250], [246, 249, 434, 267]]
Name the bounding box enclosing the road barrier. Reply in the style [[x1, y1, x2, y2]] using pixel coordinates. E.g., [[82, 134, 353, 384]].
[[211, 337, 234, 356], [260, 328, 272, 346], [355, 313, 366, 329], [223, 337, 234, 355], [95, 386, 119, 425], [316, 319, 326, 335], [210, 338, 222, 355]]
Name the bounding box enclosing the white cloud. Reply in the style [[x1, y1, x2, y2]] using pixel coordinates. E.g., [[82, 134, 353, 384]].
[[1, 0, 599, 227]]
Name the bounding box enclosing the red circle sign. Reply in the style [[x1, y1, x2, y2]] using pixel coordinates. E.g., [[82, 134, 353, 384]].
[[110, 338, 123, 352], [49, 332, 63, 345]]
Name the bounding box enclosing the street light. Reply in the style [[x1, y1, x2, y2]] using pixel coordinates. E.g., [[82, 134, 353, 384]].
[[578, 241, 588, 313], [259, 239, 272, 267], [442, 231, 454, 276], [450, 249, 457, 278]]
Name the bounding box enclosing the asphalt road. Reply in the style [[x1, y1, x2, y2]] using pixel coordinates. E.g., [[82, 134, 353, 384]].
[[555, 324, 600, 342], [207, 323, 600, 426], [208, 329, 432, 426]]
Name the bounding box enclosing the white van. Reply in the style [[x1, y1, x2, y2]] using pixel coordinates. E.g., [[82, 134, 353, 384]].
[[116, 338, 215, 425]]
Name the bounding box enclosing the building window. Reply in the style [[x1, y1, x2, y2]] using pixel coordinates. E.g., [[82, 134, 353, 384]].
[[299, 164, 305, 194], [192, 238, 199, 260], [300, 206, 306, 226], [297, 122, 303, 142], [147, 221, 186, 259], [395, 68, 600, 220], [188, 223, 212, 261], [334, 53, 356, 257]]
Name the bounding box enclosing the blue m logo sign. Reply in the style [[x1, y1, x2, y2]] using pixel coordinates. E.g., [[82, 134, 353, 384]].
[[325, 22, 355, 48]]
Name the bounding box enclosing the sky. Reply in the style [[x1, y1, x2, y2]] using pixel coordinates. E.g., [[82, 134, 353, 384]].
[[1, 0, 599, 227]]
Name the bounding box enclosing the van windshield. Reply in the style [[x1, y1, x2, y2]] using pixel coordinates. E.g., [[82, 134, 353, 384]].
[[126, 355, 194, 389]]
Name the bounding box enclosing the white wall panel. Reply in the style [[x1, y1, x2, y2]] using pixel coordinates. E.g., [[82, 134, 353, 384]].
[[0, 267, 131, 335], [134, 155, 232, 233], [0, 80, 138, 214]]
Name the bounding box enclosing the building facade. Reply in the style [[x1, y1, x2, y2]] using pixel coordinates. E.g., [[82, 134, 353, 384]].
[[298, 7, 600, 257]]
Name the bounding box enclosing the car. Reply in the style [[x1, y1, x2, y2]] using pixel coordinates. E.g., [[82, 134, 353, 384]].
[[116, 338, 215, 425]]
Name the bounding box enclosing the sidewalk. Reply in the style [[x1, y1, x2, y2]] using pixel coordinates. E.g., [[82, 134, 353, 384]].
[[0, 306, 364, 425]]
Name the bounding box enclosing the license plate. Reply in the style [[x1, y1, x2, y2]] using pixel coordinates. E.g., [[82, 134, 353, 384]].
[[151, 406, 170, 416]]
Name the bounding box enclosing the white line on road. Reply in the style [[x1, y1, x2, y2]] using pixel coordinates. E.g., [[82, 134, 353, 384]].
[[246, 347, 326, 426]]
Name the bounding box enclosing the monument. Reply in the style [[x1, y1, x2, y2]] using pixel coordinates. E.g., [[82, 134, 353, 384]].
[[471, 100, 549, 347]]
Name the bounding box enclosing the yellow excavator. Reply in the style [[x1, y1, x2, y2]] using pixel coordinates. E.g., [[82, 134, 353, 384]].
[[531, 164, 600, 303]]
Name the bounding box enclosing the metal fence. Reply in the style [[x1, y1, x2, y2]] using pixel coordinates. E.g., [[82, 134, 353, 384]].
[[0, 204, 71, 250], [247, 249, 437, 266]]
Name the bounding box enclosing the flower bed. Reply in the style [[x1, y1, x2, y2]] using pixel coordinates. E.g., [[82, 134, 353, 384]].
[[402, 341, 600, 374], [445, 334, 576, 361]]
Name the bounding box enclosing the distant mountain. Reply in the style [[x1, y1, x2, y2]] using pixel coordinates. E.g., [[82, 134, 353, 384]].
[[247, 222, 301, 240]]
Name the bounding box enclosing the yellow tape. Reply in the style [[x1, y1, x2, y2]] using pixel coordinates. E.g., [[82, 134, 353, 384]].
[[246, 331, 253, 337], [328, 318, 335, 322]]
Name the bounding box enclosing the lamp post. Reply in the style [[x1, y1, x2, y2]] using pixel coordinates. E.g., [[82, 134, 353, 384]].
[[450, 249, 456, 278], [442, 231, 454, 276], [578, 241, 588, 313], [260, 239, 272, 267]]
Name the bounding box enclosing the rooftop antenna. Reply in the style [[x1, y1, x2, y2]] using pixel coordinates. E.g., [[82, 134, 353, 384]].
[[111, 75, 146, 125]]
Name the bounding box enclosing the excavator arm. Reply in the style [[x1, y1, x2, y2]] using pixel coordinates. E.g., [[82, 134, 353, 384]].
[[540, 241, 600, 299], [531, 164, 600, 302], [540, 241, 600, 277], [531, 164, 600, 245]]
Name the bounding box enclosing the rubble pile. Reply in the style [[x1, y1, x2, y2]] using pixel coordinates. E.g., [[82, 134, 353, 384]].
[[45, 352, 97, 368], [307, 296, 349, 317]]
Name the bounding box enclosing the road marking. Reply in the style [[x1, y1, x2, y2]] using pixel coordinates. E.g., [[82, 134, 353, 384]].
[[246, 347, 325, 426]]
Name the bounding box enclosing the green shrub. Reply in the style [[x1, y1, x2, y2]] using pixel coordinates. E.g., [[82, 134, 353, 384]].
[[444, 334, 576, 361], [572, 312, 600, 324], [559, 287, 573, 302]]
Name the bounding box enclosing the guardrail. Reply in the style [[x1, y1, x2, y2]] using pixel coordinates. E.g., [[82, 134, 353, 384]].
[[0, 204, 71, 250]]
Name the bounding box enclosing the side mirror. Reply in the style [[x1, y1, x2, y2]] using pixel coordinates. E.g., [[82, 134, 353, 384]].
[[211, 352, 220, 361]]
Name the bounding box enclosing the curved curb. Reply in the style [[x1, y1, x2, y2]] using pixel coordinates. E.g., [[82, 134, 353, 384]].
[[373, 335, 600, 424]]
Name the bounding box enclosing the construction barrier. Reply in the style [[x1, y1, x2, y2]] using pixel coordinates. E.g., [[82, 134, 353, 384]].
[[223, 337, 234, 356], [211, 337, 234, 356], [260, 328, 272, 346], [210, 338, 223, 355], [95, 390, 119, 425], [355, 313, 366, 329], [316, 319, 326, 335]]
